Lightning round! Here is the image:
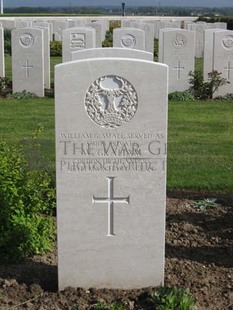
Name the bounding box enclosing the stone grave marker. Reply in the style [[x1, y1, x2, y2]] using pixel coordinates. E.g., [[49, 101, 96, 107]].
[[55, 57, 168, 290], [188, 23, 207, 58], [0, 27, 4, 77], [12, 28, 44, 96], [53, 20, 69, 41], [212, 30, 233, 96], [33, 21, 53, 41], [71, 47, 153, 61], [86, 22, 102, 48], [35, 26, 50, 89], [113, 28, 145, 51], [62, 27, 96, 62], [131, 22, 154, 54], [159, 29, 195, 93]]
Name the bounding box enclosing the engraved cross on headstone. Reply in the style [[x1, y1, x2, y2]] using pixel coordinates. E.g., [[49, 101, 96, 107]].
[[173, 61, 184, 80], [92, 177, 130, 236], [224, 61, 233, 80], [22, 59, 33, 78]]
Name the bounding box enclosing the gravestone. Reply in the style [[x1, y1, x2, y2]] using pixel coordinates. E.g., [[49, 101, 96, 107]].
[[214, 22, 227, 29], [0, 27, 4, 77], [188, 23, 207, 58], [12, 28, 44, 96], [113, 28, 145, 51], [35, 27, 50, 89], [131, 22, 154, 54], [159, 29, 195, 93], [71, 47, 153, 61], [86, 22, 102, 48], [203, 29, 219, 79], [15, 19, 32, 28], [33, 21, 53, 41], [53, 20, 69, 41], [1, 19, 16, 30], [62, 27, 96, 62], [212, 30, 233, 96], [55, 57, 168, 290]]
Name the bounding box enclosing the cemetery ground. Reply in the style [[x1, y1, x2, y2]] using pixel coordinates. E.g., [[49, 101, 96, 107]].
[[0, 97, 232, 309]]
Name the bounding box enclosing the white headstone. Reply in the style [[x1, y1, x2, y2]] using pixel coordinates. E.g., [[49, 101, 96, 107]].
[[35, 27, 50, 89], [15, 19, 32, 28], [214, 22, 227, 30], [113, 28, 145, 51], [188, 23, 207, 58], [53, 20, 69, 41], [86, 22, 102, 48], [207, 30, 233, 97], [1, 19, 16, 30], [159, 29, 195, 93], [131, 22, 155, 54], [12, 28, 44, 97], [55, 57, 168, 290], [0, 27, 4, 77], [62, 27, 96, 62], [33, 21, 53, 41], [71, 47, 154, 61]]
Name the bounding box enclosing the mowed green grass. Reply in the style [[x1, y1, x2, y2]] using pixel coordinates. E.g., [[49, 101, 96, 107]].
[[0, 99, 232, 192], [168, 101, 233, 191]]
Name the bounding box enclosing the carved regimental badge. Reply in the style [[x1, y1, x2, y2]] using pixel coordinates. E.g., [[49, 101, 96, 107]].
[[19, 33, 34, 48], [222, 35, 233, 50], [172, 33, 187, 49], [85, 75, 138, 129]]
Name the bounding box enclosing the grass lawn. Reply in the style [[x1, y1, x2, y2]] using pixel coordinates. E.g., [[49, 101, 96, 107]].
[[168, 100, 233, 191], [0, 98, 232, 192]]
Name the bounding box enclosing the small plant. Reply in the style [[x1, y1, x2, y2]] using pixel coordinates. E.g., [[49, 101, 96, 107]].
[[50, 40, 62, 56], [4, 29, 11, 55], [150, 286, 196, 310], [215, 93, 233, 101], [0, 77, 12, 97], [93, 302, 126, 310], [168, 91, 194, 101], [0, 140, 56, 262], [154, 38, 159, 58], [194, 198, 219, 211], [6, 89, 38, 99], [189, 70, 229, 100]]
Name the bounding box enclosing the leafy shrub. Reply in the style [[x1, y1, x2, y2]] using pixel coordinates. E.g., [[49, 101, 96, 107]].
[[0, 77, 12, 97], [0, 140, 56, 262], [150, 286, 196, 310], [169, 91, 194, 101], [6, 89, 38, 99], [50, 40, 62, 57], [154, 38, 159, 58], [102, 30, 113, 47], [194, 198, 219, 212], [93, 302, 125, 310], [4, 29, 11, 55], [189, 70, 229, 100], [215, 93, 233, 101]]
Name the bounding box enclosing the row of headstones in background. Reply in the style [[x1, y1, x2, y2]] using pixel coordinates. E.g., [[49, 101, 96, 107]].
[[55, 48, 168, 290], [0, 28, 4, 77], [121, 22, 155, 54], [159, 29, 195, 93], [187, 22, 227, 58], [121, 19, 181, 40], [204, 29, 233, 97], [62, 26, 152, 63], [0, 18, 109, 43], [11, 27, 50, 96]]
